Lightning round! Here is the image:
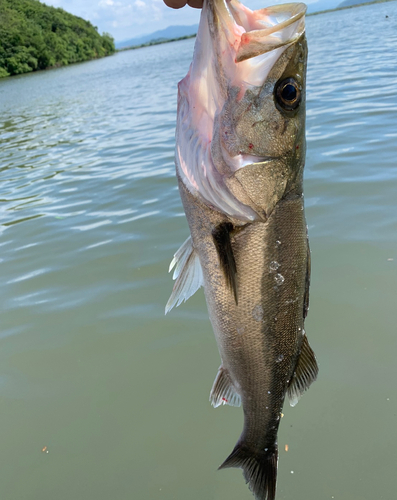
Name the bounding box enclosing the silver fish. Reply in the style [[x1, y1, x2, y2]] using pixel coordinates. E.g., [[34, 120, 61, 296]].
[[166, 1, 318, 499]]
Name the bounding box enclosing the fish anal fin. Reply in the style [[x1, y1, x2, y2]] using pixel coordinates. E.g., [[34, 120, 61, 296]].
[[288, 334, 318, 407], [212, 223, 238, 304], [210, 366, 241, 408], [165, 236, 204, 314], [219, 443, 278, 500]]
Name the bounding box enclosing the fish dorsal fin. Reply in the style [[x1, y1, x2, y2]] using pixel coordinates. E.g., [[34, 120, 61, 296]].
[[210, 366, 241, 408], [212, 223, 238, 304], [165, 236, 204, 314], [287, 334, 318, 407]]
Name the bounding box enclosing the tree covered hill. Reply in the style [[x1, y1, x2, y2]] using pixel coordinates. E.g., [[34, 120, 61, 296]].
[[0, 0, 115, 78]]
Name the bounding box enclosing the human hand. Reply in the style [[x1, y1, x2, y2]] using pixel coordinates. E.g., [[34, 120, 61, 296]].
[[163, 0, 203, 8]]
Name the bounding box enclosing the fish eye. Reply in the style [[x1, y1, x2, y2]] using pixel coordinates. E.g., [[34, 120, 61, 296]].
[[275, 78, 301, 111]]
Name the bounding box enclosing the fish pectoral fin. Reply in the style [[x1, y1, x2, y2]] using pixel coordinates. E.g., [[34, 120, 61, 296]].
[[212, 223, 238, 304], [165, 236, 204, 314], [287, 334, 319, 407], [210, 366, 241, 408]]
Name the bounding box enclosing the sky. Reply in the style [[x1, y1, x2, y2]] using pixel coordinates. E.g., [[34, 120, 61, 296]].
[[43, 0, 340, 42]]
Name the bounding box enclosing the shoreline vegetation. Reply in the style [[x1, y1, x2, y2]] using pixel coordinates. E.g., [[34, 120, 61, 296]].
[[118, 0, 395, 52], [0, 0, 394, 79], [0, 0, 115, 79]]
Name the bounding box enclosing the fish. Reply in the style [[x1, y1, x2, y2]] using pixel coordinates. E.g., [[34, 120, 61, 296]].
[[166, 1, 318, 499]]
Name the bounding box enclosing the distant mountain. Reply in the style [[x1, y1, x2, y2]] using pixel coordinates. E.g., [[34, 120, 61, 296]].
[[337, 0, 394, 7], [116, 24, 199, 49], [338, 0, 366, 6], [307, 0, 340, 13]]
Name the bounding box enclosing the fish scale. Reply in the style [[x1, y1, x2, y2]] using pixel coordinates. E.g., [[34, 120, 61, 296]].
[[166, 1, 318, 498]]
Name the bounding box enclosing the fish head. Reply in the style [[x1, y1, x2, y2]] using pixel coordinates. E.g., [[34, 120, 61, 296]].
[[176, 1, 308, 221]]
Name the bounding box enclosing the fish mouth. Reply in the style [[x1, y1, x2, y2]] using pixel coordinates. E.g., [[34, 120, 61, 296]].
[[209, 0, 307, 86], [228, 2, 307, 63]]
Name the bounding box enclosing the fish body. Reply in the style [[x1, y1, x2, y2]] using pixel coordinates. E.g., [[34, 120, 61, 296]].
[[166, 2, 318, 499]]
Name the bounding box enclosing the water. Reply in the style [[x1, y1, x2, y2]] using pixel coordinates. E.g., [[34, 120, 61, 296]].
[[0, 2, 396, 499]]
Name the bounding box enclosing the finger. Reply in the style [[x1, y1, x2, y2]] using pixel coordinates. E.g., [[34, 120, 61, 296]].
[[163, 0, 188, 8], [187, 0, 203, 7]]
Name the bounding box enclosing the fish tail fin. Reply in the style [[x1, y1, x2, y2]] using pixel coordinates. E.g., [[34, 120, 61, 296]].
[[219, 442, 278, 500]]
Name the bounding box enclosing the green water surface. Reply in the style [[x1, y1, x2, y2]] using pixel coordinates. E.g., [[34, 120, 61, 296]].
[[0, 2, 396, 499]]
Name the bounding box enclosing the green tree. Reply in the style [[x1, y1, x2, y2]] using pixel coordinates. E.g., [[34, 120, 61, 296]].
[[0, 0, 116, 78]]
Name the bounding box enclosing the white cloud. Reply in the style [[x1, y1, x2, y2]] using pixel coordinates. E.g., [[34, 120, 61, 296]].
[[42, 0, 341, 42], [43, 0, 196, 39]]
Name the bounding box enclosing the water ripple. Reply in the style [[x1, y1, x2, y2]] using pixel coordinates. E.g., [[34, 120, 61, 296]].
[[0, 4, 396, 498]]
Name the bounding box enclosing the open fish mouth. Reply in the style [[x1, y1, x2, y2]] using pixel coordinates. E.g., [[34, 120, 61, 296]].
[[208, 0, 307, 86], [226, 2, 307, 62]]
